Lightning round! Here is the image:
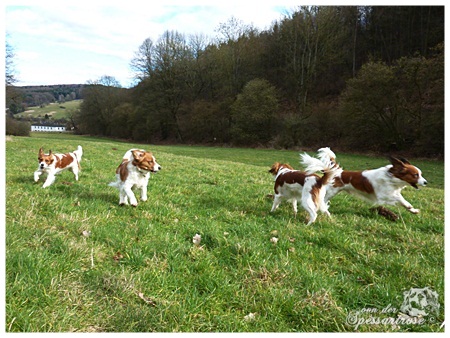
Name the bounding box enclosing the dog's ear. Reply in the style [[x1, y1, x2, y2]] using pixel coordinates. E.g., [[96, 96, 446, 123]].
[[131, 150, 144, 162], [269, 162, 280, 173], [284, 163, 294, 170], [49, 149, 52, 156], [398, 157, 411, 165], [389, 156, 406, 167], [38, 147, 44, 157]]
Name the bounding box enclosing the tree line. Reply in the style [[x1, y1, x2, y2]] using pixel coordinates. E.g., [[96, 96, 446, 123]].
[[72, 6, 443, 157]]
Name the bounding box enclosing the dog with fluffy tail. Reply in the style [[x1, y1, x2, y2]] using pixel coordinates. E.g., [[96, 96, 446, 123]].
[[299, 149, 342, 223], [270, 148, 342, 225]]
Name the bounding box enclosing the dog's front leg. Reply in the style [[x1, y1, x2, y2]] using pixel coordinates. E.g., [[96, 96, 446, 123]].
[[406, 205, 420, 214], [140, 184, 148, 202], [124, 185, 138, 207], [397, 195, 420, 214], [34, 170, 43, 182], [42, 174, 56, 188]]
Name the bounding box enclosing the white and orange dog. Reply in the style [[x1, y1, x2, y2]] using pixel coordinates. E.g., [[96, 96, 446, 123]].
[[316, 148, 427, 215], [34, 145, 83, 188], [269, 149, 342, 225], [109, 149, 161, 207]]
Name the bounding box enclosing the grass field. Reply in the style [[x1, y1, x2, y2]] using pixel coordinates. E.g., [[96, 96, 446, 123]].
[[15, 100, 81, 120], [5, 133, 444, 332]]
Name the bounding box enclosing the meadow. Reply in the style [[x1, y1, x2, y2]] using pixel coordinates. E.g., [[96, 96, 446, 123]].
[[15, 99, 81, 120], [5, 133, 444, 332]]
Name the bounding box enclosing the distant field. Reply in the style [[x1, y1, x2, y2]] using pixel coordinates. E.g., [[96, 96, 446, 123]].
[[15, 99, 82, 120], [5, 133, 444, 332]]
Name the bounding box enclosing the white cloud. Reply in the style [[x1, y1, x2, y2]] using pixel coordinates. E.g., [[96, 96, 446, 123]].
[[16, 50, 40, 62], [5, 1, 300, 87]]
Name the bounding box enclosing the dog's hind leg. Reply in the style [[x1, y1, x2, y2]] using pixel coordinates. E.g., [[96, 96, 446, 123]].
[[292, 199, 298, 217], [271, 195, 283, 213], [319, 199, 331, 217], [70, 164, 79, 181], [302, 196, 318, 225], [119, 188, 129, 205], [371, 206, 399, 221], [305, 208, 317, 225]]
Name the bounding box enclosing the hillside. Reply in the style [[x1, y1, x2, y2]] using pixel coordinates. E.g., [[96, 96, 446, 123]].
[[15, 99, 82, 120], [18, 84, 84, 107]]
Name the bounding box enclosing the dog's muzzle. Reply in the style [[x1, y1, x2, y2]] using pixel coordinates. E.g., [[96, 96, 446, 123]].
[[152, 165, 162, 173]]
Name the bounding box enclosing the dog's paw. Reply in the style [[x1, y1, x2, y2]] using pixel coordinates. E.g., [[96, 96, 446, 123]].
[[409, 208, 420, 214]]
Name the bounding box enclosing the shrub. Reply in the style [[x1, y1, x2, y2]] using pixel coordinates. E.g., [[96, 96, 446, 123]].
[[338, 61, 400, 151], [5, 117, 30, 136], [179, 100, 230, 143], [338, 47, 444, 156], [230, 79, 279, 145]]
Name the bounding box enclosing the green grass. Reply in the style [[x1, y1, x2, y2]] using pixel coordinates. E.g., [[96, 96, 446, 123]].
[[15, 100, 82, 120], [6, 133, 444, 332]]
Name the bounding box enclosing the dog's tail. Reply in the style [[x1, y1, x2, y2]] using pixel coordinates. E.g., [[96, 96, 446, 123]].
[[300, 151, 342, 186], [73, 145, 83, 162], [317, 147, 337, 166], [108, 181, 119, 189]]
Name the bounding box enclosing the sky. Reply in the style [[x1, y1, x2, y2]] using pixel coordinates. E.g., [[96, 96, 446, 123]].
[[5, 0, 304, 88]]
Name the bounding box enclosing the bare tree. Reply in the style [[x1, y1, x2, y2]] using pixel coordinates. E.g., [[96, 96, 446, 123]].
[[6, 39, 16, 86], [5, 38, 23, 116], [130, 38, 155, 81], [214, 17, 258, 95], [188, 33, 209, 59], [215, 16, 252, 43], [77, 75, 124, 135], [88, 75, 122, 88]]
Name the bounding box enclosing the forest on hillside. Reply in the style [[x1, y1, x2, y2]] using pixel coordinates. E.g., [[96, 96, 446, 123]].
[[7, 85, 84, 114], [9, 6, 444, 157]]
